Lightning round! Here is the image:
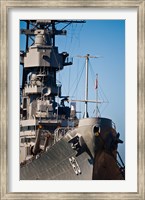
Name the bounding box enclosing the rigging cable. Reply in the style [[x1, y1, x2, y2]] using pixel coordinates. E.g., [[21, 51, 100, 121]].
[[98, 83, 109, 115], [71, 59, 86, 97], [67, 23, 84, 56], [89, 60, 109, 115], [56, 23, 84, 97], [89, 61, 101, 117]]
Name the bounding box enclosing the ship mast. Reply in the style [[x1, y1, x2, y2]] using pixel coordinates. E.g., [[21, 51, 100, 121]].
[[77, 54, 100, 118], [84, 54, 89, 118]]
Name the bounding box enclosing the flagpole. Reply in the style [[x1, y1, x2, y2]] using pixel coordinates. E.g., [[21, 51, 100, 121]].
[[77, 54, 101, 118], [95, 73, 98, 117]]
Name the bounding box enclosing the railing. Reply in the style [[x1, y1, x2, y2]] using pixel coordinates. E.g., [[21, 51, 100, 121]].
[[53, 127, 74, 143]]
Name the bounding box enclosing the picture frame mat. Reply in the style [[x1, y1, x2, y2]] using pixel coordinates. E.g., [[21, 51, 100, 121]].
[[0, 1, 144, 200]]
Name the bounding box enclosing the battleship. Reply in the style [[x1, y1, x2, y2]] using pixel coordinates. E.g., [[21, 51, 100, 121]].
[[20, 20, 125, 180]]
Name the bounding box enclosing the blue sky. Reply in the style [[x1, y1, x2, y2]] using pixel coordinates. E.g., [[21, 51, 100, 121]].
[[20, 20, 125, 162]]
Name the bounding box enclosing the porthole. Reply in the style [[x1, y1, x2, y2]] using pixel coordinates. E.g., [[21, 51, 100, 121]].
[[93, 125, 100, 136]]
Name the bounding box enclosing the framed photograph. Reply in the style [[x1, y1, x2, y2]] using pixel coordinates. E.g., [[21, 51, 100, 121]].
[[0, 0, 144, 199]]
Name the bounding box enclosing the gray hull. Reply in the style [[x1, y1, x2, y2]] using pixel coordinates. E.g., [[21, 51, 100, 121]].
[[20, 117, 124, 180]]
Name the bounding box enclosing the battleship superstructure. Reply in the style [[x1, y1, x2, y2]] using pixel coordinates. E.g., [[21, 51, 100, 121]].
[[20, 20, 125, 180]]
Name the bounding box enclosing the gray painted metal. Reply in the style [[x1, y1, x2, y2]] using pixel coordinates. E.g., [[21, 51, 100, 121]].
[[20, 117, 113, 180], [20, 138, 93, 180]]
